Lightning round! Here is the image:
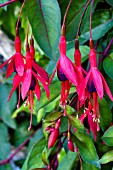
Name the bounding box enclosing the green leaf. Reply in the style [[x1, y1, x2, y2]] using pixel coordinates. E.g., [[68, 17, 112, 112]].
[[57, 151, 78, 170], [27, 128, 43, 153], [44, 111, 63, 123], [27, 137, 48, 169], [99, 98, 112, 131], [36, 81, 61, 111], [25, 0, 61, 60], [103, 53, 113, 80], [68, 114, 85, 133], [42, 147, 49, 165], [67, 44, 90, 63], [59, 0, 88, 41], [81, 19, 113, 41], [102, 126, 113, 146], [73, 132, 100, 168], [105, 0, 113, 6], [82, 161, 99, 170], [0, 84, 17, 129], [0, 123, 10, 160], [98, 150, 113, 164]]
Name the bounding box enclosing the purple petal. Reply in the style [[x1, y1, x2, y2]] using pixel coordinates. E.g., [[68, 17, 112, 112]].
[[60, 55, 78, 86]]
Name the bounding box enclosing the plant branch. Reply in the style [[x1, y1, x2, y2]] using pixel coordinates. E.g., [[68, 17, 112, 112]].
[[0, 0, 18, 8], [62, 0, 72, 28], [90, 0, 94, 39], [98, 37, 113, 66], [76, 0, 91, 39], [0, 123, 42, 166]]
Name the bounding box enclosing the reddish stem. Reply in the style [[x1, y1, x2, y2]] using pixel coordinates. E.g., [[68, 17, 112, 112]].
[[62, 0, 72, 28], [0, 123, 42, 166], [0, 0, 18, 8], [98, 37, 113, 66], [16, 0, 26, 30], [76, 0, 91, 39], [90, 0, 94, 39]]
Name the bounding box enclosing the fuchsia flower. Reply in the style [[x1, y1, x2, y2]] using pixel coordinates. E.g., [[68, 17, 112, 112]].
[[8, 38, 50, 110], [0, 32, 24, 78], [86, 39, 113, 101], [80, 101, 99, 140], [50, 35, 85, 114]]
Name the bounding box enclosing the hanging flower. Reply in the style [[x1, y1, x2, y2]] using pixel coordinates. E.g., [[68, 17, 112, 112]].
[[0, 30, 24, 78], [50, 35, 85, 115], [85, 39, 113, 101]]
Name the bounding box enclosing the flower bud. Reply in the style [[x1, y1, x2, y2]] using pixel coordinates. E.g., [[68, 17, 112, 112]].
[[48, 128, 59, 148], [68, 139, 74, 152]]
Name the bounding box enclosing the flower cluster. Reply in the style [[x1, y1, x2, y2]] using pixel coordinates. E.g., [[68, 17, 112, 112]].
[[0, 29, 50, 130], [47, 31, 113, 148]]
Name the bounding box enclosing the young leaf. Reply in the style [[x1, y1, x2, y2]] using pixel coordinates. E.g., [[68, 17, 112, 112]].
[[98, 150, 113, 164], [68, 114, 85, 133], [102, 126, 113, 146], [25, 0, 61, 60]]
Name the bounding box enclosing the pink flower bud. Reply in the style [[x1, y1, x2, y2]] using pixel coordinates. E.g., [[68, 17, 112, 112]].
[[68, 139, 74, 152], [48, 128, 59, 149]]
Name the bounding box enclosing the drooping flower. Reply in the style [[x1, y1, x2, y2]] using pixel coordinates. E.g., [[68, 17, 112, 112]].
[[85, 39, 113, 101], [21, 41, 50, 101], [8, 39, 50, 110], [0, 30, 24, 78], [50, 35, 85, 114]]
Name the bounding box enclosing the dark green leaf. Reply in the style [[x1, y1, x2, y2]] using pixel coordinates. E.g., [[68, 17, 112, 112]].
[[57, 151, 78, 170], [60, 116, 68, 132], [105, 0, 113, 6], [25, 0, 61, 60], [102, 126, 113, 146], [0, 84, 17, 129], [68, 115, 85, 133], [103, 53, 113, 80], [98, 150, 113, 164], [81, 19, 113, 41], [0, 123, 10, 160], [27, 128, 43, 153], [99, 98, 112, 131], [27, 137, 48, 169], [73, 132, 100, 168], [82, 161, 100, 170], [36, 81, 61, 111]]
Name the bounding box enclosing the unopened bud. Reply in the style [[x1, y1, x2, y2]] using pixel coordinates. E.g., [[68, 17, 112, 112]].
[[48, 128, 59, 148], [68, 139, 74, 152]]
